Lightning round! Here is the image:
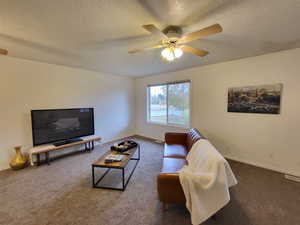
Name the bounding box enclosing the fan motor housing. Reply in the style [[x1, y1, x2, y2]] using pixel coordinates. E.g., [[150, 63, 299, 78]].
[[163, 25, 182, 39]]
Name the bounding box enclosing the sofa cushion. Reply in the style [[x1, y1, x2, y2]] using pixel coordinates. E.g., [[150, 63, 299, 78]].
[[164, 144, 188, 158], [165, 132, 187, 145], [161, 157, 187, 174]]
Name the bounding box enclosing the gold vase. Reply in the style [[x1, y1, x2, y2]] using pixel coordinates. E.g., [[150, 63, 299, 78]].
[[9, 146, 28, 170]]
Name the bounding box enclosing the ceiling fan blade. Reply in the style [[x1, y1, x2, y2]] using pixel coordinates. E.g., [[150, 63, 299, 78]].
[[142, 24, 168, 39], [180, 45, 208, 56], [128, 44, 164, 54], [0, 48, 8, 55], [179, 23, 222, 44]]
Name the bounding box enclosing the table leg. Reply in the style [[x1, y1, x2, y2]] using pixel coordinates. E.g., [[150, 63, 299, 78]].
[[122, 168, 125, 190], [45, 152, 50, 165], [92, 166, 95, 187], [37, 154, 40, 166]]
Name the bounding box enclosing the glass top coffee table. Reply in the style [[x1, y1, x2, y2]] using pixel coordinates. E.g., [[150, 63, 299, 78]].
[[92, 144, 140, 191]]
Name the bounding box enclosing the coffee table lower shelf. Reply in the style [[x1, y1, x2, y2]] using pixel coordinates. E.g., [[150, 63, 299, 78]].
[[92, 145, 140, 191]]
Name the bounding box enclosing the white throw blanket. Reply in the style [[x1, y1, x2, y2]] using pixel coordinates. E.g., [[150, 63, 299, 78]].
[[179, 139, 237, 225]]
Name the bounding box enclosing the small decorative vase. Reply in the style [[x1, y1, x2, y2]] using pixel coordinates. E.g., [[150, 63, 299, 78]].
[[9, 146, 28, 170]]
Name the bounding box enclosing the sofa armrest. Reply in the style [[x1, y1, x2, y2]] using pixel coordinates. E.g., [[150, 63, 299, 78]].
[[165, 132, 187, 145], [157, 173, 186, 204]]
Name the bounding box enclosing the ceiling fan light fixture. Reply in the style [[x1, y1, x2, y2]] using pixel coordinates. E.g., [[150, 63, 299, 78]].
[[166, 54, 175, 61], [161, 48, 172, 59], [161, 47, 182, 61], [174, 48, 183, 58]]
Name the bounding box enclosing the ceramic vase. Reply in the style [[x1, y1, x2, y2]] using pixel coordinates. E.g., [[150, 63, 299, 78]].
[[9, 146, 28, 170]]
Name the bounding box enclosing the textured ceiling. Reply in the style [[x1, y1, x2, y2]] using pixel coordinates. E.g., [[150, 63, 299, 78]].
[[1, 0, 300, 77]]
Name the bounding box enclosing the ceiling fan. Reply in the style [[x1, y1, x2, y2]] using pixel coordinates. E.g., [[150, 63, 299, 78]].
[[128, 23, 222, 62]]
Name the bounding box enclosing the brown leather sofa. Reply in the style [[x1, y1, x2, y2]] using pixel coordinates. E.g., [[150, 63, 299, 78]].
[[157, 128, 203, 207]]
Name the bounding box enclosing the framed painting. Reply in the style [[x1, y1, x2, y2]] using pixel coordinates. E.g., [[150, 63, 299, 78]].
[[228, 84, 282, 114]]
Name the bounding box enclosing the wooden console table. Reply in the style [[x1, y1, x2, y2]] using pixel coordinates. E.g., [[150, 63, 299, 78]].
[[29, 136, 101, 166]]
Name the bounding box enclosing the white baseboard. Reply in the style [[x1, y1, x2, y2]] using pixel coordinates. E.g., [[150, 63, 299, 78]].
[[2, 134, 298, 178], [284, 174, 300, 182], [0, 134, 136, 172], [134, 134, 299, 177], [100, 134, 136, 145], [224, 154, 299, 177]]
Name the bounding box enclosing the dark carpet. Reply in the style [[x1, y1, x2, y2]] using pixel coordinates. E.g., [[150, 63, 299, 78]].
[[0, 138, 299, 225]]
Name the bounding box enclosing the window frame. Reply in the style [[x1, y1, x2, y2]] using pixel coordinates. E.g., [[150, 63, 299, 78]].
[[147, 80, 191, 128]]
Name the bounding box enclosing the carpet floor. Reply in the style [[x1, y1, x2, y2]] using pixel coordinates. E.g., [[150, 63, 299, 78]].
[[0, 138, 299, 225]]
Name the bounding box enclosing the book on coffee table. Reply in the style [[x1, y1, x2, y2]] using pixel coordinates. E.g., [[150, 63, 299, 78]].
[[104, 154, 124, 163]]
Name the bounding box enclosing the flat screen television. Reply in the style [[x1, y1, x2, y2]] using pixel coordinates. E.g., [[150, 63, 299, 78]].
[[31, 108, 94, 146]]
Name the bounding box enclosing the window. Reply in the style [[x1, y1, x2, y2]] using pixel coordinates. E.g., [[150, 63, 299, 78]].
[[147, 81, 190, 127]]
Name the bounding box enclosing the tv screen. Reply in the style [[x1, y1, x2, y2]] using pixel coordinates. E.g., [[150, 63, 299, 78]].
[[31, 108, 94, 146]]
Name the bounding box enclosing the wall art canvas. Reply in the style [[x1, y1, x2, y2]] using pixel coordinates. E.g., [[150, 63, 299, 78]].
[[228, 83, 282, 114]]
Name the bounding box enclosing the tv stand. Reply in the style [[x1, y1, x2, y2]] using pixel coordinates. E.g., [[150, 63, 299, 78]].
[[29, 136, 101, 166], [53, 138, 83, 147]]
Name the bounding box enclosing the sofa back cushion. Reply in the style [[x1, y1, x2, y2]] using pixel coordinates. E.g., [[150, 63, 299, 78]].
[[186, 128, 203, 151]]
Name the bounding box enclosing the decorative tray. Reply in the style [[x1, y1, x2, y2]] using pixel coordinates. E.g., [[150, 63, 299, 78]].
[[111, 140, 138, 152]]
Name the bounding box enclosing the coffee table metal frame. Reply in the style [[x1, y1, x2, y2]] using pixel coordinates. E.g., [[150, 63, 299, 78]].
[[92, 145, 140, 191]]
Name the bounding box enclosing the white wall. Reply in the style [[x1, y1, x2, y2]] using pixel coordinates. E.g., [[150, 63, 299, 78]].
[[0, 56, 135, 170], [135, 48, 300, 177]]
